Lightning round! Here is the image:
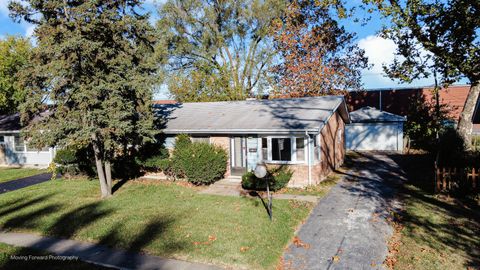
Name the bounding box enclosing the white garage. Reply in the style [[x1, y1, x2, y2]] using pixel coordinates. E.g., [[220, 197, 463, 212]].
[[346, 107, 406, 152]]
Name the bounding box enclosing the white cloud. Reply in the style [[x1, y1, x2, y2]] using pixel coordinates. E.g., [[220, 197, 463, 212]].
[[358, 35, 397, 78], [0, 0, 9, 16], [24, 23, 35, 37], [357, 35, 436, 88]]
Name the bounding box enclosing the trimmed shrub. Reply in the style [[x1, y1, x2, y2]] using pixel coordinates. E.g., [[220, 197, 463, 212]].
[[172, 139, 227, 184], [54, 148, 77, 165], [241, 166, 293, 191]]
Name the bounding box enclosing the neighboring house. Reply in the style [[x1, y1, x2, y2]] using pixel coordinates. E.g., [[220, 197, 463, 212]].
[[154, 96, 350, 187], [346, 107, 406, 152], [346, 84, 480, 134], [0, 113, 55, 167]]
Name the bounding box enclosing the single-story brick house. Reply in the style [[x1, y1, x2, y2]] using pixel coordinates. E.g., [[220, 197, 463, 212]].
[[154, 96, 350, 187], [0, 113, 56, 167]]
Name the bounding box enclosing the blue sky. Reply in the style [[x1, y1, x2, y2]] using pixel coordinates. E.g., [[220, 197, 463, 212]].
[[0, 0, 468, 98]]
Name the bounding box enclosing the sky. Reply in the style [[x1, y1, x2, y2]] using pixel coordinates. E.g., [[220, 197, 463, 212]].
[[0, 0, 469, 99]]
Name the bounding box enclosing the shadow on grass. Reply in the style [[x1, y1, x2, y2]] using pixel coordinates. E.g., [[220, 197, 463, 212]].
[[342, 151, 480, 268], [0, 191, 187, 268]]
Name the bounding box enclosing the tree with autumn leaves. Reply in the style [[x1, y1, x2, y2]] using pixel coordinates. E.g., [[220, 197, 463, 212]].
[[271, 0, 369, 97]]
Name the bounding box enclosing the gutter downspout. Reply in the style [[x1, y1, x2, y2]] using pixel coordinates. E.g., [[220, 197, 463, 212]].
[[305, 131, 312, 186]]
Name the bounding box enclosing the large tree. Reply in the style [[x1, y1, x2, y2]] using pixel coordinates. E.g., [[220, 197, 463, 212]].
[[271, 0, 369, 97], [9, 0, 158, 198], [367, 0, 480, 146], [0, 35, 32, 114], [157, 0, 287, 102]]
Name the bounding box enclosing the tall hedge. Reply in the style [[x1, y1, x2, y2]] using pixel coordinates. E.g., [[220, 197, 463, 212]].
[[172, 135, 227, 184]]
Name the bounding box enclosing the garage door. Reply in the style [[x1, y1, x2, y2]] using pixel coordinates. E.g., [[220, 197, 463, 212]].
[[345, 123, 403, 151]]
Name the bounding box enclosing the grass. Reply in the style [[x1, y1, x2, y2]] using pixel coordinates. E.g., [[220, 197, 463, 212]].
[[0, 243, 109, 269], [392, 185, 480, 270], [387, 153, 480, 270], [0, 168, 47, 183], [0, 179, 313, 269], [279, 173, 340, 197]]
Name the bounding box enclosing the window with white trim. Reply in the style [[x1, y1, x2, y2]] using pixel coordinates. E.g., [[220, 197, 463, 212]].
[[14, 134, 49, 152], [272, 138, 292, 161], [14, 135, 25, 152], [314, 135, 321, 162], [261, 136, 307, 163]]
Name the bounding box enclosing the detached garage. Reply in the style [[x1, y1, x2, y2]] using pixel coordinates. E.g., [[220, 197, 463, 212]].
[[346, 107, 406, 152]]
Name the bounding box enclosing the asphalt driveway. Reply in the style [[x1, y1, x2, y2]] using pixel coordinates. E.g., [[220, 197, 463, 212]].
[[283, 152, 405, 270], [0, 173, 53, 194]]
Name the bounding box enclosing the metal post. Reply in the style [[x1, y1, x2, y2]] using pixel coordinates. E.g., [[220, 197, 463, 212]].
[[266, 178, 272, 221]]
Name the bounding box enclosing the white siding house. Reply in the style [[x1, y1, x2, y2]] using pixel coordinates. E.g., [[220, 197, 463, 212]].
[[0, 114, 55, 167]]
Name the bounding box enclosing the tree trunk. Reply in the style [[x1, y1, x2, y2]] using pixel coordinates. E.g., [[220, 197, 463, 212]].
[[457, 82, 480, 148], [105, 160, 112, 193], [91, 135, 111, 199]]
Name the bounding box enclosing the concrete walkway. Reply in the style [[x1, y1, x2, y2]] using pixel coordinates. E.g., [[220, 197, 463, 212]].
[[283, 152, 405, 270], [200, 177, 319, 202], [0, 232, 221, 270], [0, 173, 52, 194]]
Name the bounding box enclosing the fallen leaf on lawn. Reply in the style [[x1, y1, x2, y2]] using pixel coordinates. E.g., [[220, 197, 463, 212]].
[[208, 235, 217, 241], [185, 233, 191, 238], [193, 241, 201, 245], [292, 236, 310, 249], [332, 256, 340, 263], [240, 246, 250, 252]]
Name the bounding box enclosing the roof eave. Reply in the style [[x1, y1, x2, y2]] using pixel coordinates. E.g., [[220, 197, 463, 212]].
[[162, 127, 322, 135]]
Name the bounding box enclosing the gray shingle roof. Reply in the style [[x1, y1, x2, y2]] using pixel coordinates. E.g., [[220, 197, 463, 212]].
[[154, 96, 349, 134], [349, 106, 406, 123], [0, 113, 21, 132]]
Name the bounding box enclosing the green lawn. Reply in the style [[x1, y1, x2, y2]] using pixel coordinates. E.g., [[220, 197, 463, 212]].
[[387, 153, 480, 270], [392, 185, 480, 270], [0, 243, 108, 270], [0, 179, 313, 269], [0, 168, 47, 183]]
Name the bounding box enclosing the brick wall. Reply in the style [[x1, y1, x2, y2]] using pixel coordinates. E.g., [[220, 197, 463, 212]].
[[209, 136, 231, 177], [320, 111, 345, 179], [277, 111, 346, 187]]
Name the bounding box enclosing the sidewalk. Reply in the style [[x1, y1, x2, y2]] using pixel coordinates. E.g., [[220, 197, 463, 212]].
[[0, 232, 221, 270], [199, 177, 319, 203]]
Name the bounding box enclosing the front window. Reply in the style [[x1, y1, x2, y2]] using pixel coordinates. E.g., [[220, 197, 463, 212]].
[[271, 138, 291, 161], [14, 135, 25, 152], [314, 135, 320, 162], [296, 138, 305, 162], [261, 136, 307, 163], [261, 138, 268, 160]]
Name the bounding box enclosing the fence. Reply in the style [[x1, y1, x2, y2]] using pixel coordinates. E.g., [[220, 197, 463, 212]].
[[435, 167, 479, 192]]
